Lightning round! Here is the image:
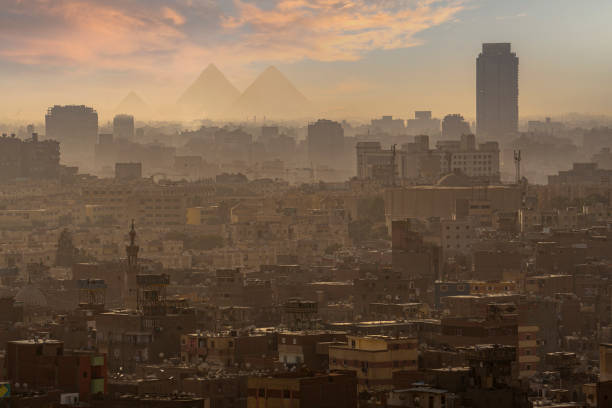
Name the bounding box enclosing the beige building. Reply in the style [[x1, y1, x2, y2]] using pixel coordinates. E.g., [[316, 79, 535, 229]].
[[600, 343, 612, 382], [329, 335, 418, 391], [385, 185, 522, 227], [518, 325, 539, 379], [0, 208, 60, 229], [440, 218, 476, 257]]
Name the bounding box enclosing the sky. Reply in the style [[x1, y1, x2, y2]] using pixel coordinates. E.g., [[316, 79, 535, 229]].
[[1, 0, 611, 122]]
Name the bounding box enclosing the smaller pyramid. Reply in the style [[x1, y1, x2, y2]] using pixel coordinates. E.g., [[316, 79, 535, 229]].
[[229, 66, 311, 119], [177, 64, 241, 117], [115, 91, 150, 118]]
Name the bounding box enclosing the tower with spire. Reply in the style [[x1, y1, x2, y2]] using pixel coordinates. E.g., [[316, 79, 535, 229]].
[[126, 219, 139, 267], [124, 220, 140, 309]]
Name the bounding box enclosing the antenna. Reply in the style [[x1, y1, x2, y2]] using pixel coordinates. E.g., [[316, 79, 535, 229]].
[[514, 150, 522, 184], [391, 144, 397, 187]]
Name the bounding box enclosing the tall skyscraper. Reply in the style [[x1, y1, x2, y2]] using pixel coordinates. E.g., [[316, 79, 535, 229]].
[[476, 43, 519, 139]]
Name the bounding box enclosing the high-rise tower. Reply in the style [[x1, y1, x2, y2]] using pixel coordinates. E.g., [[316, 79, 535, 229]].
[[476, 43, 519, 139]]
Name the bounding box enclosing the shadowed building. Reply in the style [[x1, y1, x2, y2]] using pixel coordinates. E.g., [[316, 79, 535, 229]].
[[307, 119, 344, 168], [45, 105, 98, 165], [476, 43, 519, 139]]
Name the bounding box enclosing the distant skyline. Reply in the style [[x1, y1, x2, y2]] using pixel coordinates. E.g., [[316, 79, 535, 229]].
[[1, 0, 612, 121]]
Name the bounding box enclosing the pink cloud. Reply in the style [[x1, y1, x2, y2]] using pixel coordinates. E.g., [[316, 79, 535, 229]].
[[162, 6, 186, 25], [0, 0, 464, 75], [222, 0, 465, 61], [0, 0, 186, 71]]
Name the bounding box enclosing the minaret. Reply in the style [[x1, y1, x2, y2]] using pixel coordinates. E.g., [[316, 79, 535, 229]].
[[126, 219, 139, 267], [124, 219, 140, 309]]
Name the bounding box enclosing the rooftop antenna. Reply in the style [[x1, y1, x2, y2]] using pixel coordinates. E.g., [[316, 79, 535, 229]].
[[514, 150, 522, 184], [391, 144, 397, 187]]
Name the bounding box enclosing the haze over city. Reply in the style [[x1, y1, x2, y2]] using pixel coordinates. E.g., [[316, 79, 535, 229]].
[[4, 1, 612, 408], [1, 0, 612, 121]]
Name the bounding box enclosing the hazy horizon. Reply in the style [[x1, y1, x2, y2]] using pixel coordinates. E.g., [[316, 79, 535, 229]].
[[1, 0, 612, 122]]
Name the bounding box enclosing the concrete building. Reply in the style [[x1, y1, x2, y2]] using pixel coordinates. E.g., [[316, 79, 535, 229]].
[[371, 115, 405, 135], [355, 142, 405, 184], [601, 343, 612, 382], [113, 114, 135, 140], [406, 111, 441, 136], [45, 105, 98, 164], [437, 134, 500, 182], [0, 133, 60, 181], [476, 43, 519, 139], [307, 119, 344, 168], [5, 339, 107, 401], [527, 117, 564, 135], [440, 218, 477, 258], [329, 335, 418, 391], [442, 114, 471, 140], [384, 185, 522, 225], [518, 325, 539, 378], [115, 162, 142, 180], [247, 372, 357, 408]]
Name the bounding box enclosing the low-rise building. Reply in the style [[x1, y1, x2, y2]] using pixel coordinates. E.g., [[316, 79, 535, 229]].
[[329, 335, 418, 391]]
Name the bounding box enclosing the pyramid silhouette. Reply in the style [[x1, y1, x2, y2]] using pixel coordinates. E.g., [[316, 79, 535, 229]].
[[177, 64, 241, 117], [229, 66, 311, 119], [114, 91, 150, 118]]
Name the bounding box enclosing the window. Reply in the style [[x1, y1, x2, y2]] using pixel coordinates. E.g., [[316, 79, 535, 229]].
[[258, 389, 265, 397], [283, 390, 290, 399]]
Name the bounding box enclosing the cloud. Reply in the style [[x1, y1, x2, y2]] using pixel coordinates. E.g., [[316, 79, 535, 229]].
[[0, 0, 464, 75], [162, 6, 187, 25], [496, 12, 527, 20], [0, 0, 190, 72], [222, 0, 465, 62]]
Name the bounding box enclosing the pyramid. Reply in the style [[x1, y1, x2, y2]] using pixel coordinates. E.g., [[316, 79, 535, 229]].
[[114, 91, 150, 118], [177, 64, 241, 117], [229, 66, 311, 119]]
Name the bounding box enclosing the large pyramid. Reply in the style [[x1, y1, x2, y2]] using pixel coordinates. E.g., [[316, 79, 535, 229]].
[[177, 64, 241, 117], [114, 91, 150, 118], [229, 66, 311, 119]]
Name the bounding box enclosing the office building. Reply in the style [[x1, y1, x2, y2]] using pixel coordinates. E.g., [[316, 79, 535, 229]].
[[307, 119, 344, 168], [45, 105, 98, 163], [442, 114, 471, 139], [113, 114, 135, 140], [476, 43, 519, 138], [406, 111, 441, 136], [0, 133, 60, 181], [371, 115, 405, 135]]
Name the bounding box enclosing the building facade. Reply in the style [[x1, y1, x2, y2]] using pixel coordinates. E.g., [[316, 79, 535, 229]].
[[476, 43, 519, 139]]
